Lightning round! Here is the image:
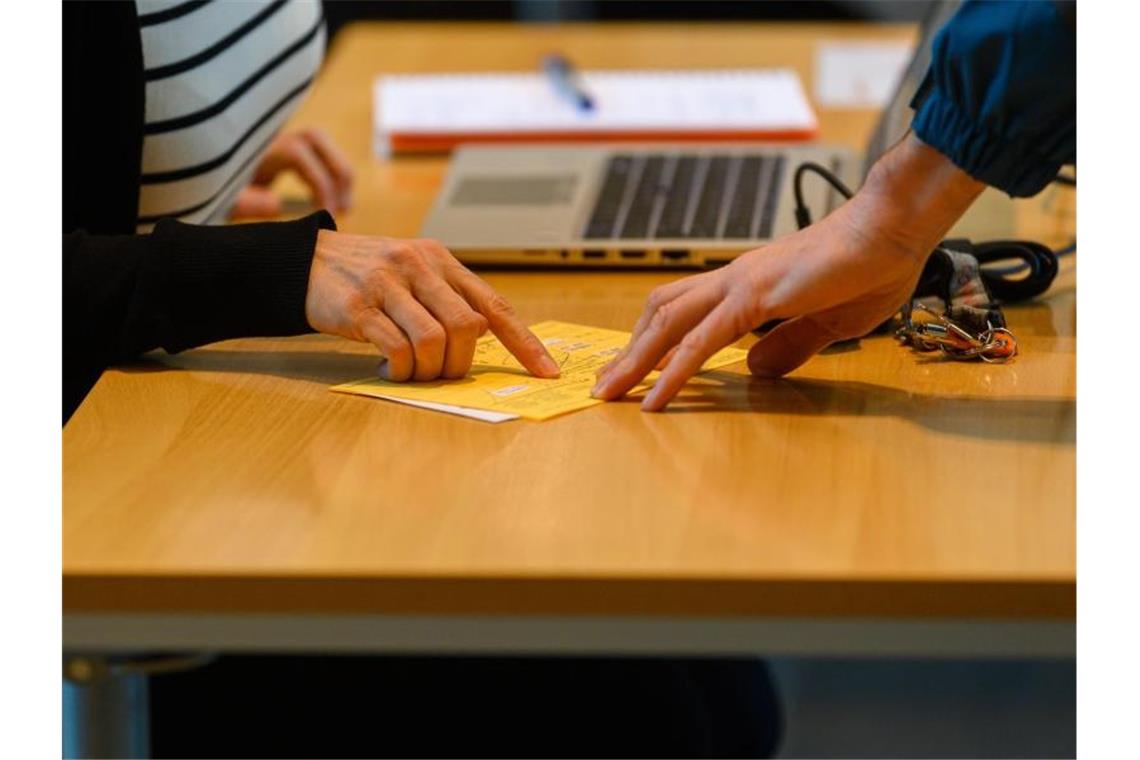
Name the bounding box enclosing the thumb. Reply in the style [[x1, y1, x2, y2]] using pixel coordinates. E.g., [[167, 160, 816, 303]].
[[746, 315, 842, 378], [230, 186, 283, 219]]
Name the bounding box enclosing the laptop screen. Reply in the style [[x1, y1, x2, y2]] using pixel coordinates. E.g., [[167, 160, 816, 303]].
[[862, 1, 962, 178]]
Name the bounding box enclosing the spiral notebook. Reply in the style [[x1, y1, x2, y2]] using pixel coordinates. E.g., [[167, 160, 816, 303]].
[[373, 69, 818, 155]]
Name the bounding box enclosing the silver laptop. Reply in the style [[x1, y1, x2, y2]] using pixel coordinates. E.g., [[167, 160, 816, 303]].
[[422, 2, 967, 268]]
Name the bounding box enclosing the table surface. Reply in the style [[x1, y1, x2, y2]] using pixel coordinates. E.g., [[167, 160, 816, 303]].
[[63, 23, 1076, 621]]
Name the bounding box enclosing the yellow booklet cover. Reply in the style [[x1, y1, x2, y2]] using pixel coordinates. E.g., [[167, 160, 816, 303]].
[[330, 320, 748, 421]]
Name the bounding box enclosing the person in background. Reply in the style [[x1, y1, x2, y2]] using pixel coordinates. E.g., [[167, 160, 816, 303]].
[[64, 0, 560, 425], [592, 0, 1076, 410]]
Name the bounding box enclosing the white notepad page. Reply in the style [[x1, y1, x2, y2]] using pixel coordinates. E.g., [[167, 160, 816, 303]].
[[373, 69, 817, 154]]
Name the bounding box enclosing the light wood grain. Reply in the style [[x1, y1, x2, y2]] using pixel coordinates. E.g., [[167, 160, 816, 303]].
[[63, 23, 1075, 619]]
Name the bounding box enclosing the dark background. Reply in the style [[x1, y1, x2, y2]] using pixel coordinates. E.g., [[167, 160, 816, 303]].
[[323, 1, 934, 42]]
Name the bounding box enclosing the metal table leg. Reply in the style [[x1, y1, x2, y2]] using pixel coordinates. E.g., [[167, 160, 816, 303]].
[[63, 653, 215, 759], [63, 656, 149, 760]]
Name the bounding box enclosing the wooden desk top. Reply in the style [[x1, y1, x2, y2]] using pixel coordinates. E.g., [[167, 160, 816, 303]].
[[63, 23, 1075, 620]]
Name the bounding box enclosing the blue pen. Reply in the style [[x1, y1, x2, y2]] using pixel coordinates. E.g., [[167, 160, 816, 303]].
[[542, 53, 595, 112]]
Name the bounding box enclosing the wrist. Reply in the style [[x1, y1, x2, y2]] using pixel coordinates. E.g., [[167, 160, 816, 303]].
[[857, 131, 986, 253], [306, 228, 342, 334]]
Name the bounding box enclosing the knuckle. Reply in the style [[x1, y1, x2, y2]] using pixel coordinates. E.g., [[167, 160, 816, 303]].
[[645, 286, 670, 311], [390, 242, 419, 265], [679, 330, 706, 353], [416, 324, 447, 351], [419, 238, 453, 260], [404, 255, 429, 274], [728, 306, 760, 341], [485, 292, 516, 319], [727, 292, 765, 332], [364, 270, 393, 299], [649, 301, 674, 332], [349, 306, 373, 329], [450, 310, 484, 335]]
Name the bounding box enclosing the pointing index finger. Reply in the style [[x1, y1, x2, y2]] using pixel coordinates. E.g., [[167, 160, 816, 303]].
[[452, 272, 560, 379]]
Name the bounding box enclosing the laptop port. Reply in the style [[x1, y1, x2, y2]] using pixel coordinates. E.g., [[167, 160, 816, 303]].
[[582, 249, 606, 259], [620, 249, 647, 259], [661, 249, 690, 260]]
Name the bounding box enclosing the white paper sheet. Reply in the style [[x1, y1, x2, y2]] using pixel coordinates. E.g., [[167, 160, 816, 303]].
[[374, 396, 520, 423], [373, 69, 817, 153], [815, 42, 914, 108]]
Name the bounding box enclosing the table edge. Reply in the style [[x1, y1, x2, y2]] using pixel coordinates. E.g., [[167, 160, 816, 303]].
[[63, 574, 1075, 619]]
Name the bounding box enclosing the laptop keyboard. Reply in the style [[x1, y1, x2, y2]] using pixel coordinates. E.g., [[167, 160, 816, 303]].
[[583, 153, 786, 240]]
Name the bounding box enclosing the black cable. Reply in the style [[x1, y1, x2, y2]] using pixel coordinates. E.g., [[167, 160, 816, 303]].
[[982, 240, 1074, 275], [921, 239, 1060, 304], [792, 162, 854, 229], [970, 239, 1060, 302]]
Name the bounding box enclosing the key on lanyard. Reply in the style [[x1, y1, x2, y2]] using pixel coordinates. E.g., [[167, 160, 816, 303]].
[[896, 303, 1017, 363]]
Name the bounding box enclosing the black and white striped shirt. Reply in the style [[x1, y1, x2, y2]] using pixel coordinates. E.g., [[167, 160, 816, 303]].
[[135, 0, 325, 231]]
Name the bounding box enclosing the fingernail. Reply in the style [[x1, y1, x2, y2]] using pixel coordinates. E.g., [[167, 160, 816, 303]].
[[539, 355, 560, 377], [591, 377, 611, 398], [377, 359, 390, 380], [641, 384, 665, 411], [593, 359, 629, 397]]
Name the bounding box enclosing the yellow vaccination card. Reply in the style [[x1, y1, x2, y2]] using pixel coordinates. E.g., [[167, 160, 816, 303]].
[[330, 320, 748, 421]]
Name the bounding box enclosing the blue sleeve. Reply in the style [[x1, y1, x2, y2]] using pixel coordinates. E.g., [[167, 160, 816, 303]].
[[910, 0, 1075, 198]]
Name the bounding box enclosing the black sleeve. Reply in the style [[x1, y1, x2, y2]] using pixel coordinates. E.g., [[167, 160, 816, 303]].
[[62, 211, 337, 423], [63, 0, 144, 235]]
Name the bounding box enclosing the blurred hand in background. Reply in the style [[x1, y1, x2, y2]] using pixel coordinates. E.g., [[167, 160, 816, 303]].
[[232, 129, 355, 218]]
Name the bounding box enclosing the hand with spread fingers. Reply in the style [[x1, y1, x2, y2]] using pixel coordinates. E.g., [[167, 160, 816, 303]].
[[591, 134, 986, 412], [232, 129, 356, 218], [306, 231, 561, 382]]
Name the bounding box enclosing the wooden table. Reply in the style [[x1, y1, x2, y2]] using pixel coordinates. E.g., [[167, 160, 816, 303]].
[[64, 23, 1075, 661]]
